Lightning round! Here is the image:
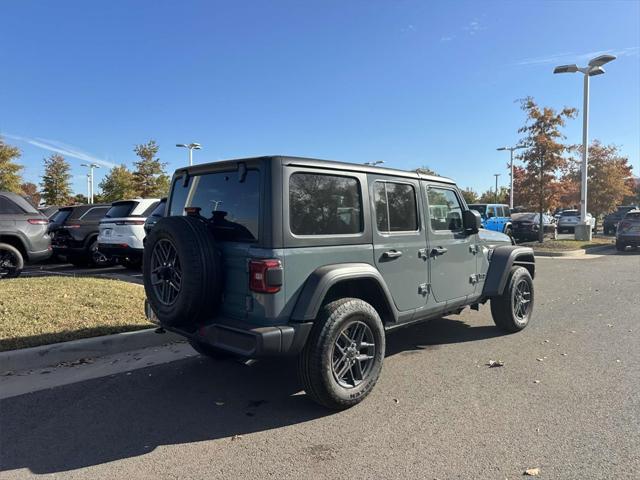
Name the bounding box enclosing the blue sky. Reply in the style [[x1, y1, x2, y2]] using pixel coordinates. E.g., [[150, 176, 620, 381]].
[[1, 0, 639, 196]]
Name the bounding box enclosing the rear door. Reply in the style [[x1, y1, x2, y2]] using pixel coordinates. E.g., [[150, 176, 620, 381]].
[[422, 183, 477, 302], [370, 175, 428, 312]]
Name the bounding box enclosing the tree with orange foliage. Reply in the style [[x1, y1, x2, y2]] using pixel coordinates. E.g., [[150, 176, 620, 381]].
[[516, 98, 577, 241], [563, 141, 634, 226]]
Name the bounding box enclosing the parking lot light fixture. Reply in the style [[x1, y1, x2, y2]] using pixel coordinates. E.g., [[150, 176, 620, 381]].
[[493, 173, 501, 203], [553, 53, 616, 241], [497, 145, 525, 210], [176, 143, 202, 166], [80, 163, 100, 204]]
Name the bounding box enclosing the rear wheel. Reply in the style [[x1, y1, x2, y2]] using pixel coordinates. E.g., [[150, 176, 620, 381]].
[[298, 298, 385, 410], [490, 266, 534, 333], [616, 241, 627, 252], [0, 243, 24, 279]]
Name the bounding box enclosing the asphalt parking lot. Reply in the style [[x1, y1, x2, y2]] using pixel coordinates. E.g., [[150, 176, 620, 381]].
[[2, 250, 639, 479]]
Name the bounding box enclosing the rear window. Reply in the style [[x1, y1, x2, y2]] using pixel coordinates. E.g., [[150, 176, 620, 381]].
[[105, 201, 138, 218], [50, 209, 72, 224], [289, 172, 362, 236], [141, 201, 160, 217], [169, 170, 260, 242], [80, 206, 110, 221], [625, 212, 640, 219], [0, 196, 24, 214], [561, 210, 578, 217]]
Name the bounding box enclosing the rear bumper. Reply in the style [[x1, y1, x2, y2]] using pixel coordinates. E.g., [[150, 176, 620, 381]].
[[98, 243, 143, 260], [27, 247, 52, 263], [145, 301, 312, 358]]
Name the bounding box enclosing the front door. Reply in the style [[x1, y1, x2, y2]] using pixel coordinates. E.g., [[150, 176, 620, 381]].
[[423, 183, 478, 302], [370, 176, 428, 312]]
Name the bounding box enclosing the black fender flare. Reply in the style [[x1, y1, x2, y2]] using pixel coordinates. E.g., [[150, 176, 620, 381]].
[[482, 245, 535, 297], [290, 263, 397, 322]]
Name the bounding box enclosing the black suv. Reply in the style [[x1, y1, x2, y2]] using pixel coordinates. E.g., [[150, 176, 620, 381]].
[[0, 191, 51, 278], [143, 156, 535, 409], [49, 204, 112, 266]]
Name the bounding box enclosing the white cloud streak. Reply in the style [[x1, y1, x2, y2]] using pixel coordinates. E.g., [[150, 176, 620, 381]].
[[1, 133, 117, 169], [515, 46, 640, 66]]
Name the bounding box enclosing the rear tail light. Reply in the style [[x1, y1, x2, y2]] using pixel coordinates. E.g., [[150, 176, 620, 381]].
[[115, 220, 146, 225], [28, 218, 48, 225], [249, 259, 282, 293]]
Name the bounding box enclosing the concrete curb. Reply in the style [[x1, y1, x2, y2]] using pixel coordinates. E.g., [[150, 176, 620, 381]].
[[0, 328, 181, 374], [533, 244, 614, 257]]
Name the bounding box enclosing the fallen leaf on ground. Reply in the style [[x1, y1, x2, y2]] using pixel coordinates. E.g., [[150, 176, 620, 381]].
[[524, 467, 540, 476], [487, 360, 504, 368], [533, 380, 540, 384], [393, 398, 400, 404], [607, 324, 614, 328], [231, 435, 242, 441], [215, 401, 225, 406], [536, 358, 544, 362], [561, 353, 568, 356]]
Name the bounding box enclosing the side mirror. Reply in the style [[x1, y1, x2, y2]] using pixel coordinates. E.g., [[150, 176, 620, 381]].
[[463, 209, 481, 235]]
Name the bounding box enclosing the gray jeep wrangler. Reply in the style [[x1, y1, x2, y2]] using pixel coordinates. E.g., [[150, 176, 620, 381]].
[[143, 156, 535, 409]]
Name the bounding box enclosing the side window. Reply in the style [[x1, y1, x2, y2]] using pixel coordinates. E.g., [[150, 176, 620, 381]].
[[0, 196, 25, 214], [373, 181, 418, 232], [427, 187, 463, 232], [487, 206, 497, 218], [289, 172, 362, 236]]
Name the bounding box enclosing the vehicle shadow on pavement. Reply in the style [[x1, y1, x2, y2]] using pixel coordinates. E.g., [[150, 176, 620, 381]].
[[0, 317, 503, 475]]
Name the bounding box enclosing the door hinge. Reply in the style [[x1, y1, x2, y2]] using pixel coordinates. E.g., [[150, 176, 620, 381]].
[[418, 248, 428, 260], [469, 273, 487, 284], [469, 244, 479, 254], [418, 283, 430, 295]]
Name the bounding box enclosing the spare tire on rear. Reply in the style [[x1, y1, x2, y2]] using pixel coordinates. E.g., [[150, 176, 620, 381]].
[[143, 216, 221, 327]]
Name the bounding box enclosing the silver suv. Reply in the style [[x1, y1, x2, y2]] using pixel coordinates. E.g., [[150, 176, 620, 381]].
[[0, 191, 52, 278]]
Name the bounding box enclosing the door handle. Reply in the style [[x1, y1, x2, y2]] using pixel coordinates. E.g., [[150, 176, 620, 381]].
[[382, 250, 403, 259], [430, 247, 448, 257]]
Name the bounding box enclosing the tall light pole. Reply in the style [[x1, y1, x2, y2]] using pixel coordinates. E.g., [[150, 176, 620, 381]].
[[493, 173, 501, 203], [86, 174, 91, 203], [176, 143, 202, 166], [81, 163, 100, 204], [554, 54, 616, 241], [497, 145, 525, 210]]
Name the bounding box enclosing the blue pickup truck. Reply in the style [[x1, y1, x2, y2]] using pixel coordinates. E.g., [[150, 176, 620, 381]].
[[468, 203, 513, 236]]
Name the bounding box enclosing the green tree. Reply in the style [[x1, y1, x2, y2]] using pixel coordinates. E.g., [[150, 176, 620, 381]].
[[565, 141, 634, 224], [70, 193, 88, 205], [99, 164, 137, 202], [40, 154, 72, 205], [478, 186, 509, 204], [20, 182, 41, 206], [460, 187, 479, 204], [132, 140, 170, 198], [516, 97, 577, 241], [0, 137, 23, 192]]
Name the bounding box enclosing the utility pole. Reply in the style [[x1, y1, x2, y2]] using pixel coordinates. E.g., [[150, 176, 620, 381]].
[[553, 54, 616, 240], [81, 163, 100, 204], [497, 145, 525, 210], [493, 174, 501, 203], [176, 143, 202, 166]]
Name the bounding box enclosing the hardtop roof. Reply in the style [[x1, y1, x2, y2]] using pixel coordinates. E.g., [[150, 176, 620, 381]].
[[175, 155, 456, 185]]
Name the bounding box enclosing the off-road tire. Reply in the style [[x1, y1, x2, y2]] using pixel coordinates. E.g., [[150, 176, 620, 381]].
[[297, 298, 385, 410], [616, 241, 626, 252], [0, 243, 24, 279], [188, 339, 234, 360], [490, 266, 534, 333], [143, 216, 221, 327]]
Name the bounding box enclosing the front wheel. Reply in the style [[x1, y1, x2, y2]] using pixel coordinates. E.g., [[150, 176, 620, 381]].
[[298, 298, 385, 410], [490, 266, 534, 333], [0, 243, 24, 279], [616, 241, 626, 252]]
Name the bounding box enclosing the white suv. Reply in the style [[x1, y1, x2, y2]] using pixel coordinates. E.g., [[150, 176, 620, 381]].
[[557, 209, 596, 234], [98, 198, 160, 268]]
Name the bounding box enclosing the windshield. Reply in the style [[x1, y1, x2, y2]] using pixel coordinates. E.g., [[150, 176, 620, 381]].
[[169, 170, 260, 242]]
